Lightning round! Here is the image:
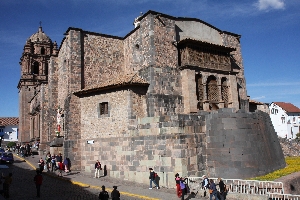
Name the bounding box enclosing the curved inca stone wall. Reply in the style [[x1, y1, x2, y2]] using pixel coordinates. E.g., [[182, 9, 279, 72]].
[[205, 108, 286, 179]]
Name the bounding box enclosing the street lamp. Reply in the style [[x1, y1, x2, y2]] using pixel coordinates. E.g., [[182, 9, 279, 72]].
[[0, 136, 3, 148]]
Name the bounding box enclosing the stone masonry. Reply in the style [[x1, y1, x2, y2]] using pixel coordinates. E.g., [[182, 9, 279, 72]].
[[18, 10, 285, 188]]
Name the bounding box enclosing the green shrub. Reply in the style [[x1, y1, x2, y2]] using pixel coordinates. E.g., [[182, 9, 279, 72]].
[[6, 142, 16, 148]]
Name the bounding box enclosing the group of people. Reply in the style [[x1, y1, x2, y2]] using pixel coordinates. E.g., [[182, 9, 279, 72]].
[[174, 174, 227, 200], [16, 143, 32, 157], [38, 152, 71, 176], [98, 185, 120, 200], [201, 175, 227, 200]]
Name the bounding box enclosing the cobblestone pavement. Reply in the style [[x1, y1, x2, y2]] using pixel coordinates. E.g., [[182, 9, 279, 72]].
[[2, 153, 207, 200]]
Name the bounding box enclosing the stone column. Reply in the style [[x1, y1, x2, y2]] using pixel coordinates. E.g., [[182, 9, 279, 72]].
[[181, 69, 198, 113]]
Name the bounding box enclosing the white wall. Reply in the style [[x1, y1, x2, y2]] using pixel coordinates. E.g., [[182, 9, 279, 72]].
[[269, 103, 300, 139], [3, 125, 18, 141]]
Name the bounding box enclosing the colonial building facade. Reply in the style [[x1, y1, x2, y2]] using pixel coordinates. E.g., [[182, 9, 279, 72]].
[[18, 11, 285, 187], [0, 117, 19, 142], [269, 102, 300, 139]]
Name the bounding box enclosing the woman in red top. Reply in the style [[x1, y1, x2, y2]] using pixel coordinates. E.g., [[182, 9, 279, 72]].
[[175, 173, 181, 198], [57, 161, 64, 177]]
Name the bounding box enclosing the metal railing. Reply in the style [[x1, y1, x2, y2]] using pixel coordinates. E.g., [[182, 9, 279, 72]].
[[187, 177, 285, 197]]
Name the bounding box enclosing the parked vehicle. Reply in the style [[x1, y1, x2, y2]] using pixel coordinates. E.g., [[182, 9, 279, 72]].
[[0, 152, 14, 164]]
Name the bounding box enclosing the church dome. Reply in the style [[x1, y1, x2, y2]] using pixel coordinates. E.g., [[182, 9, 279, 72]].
[[28, 26, 51, 43]]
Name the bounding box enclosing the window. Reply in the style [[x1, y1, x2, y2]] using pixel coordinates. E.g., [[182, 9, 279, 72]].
[[41, 47, 45, 55], [271, 108, 274, 114], [281, 116, 285, 124], [32, 62, 39, 74], [275, 109, 278, 115], [99, 102, 108, 115]]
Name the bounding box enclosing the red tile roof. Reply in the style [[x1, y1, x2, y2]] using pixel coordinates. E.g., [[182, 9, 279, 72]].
[[73, 73, 149, 96], [273, 102, 300, 113], [0, 117, 19, 126]]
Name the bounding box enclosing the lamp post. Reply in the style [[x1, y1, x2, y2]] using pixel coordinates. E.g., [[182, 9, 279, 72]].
[[0, 135, 3, 148]]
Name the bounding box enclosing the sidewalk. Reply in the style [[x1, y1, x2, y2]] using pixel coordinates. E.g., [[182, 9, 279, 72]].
[[14, 153, 204, 200]]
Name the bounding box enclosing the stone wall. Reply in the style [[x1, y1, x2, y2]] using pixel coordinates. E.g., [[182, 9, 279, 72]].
[[83, 33, 124, 86], [205, 109, 286, 179], [80, 111, 206, 188]]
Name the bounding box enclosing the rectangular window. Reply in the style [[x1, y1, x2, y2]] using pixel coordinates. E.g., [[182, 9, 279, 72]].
[[100, 102, 108, 115]]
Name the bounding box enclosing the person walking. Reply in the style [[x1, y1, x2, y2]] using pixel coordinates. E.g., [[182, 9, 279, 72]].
[[175, 173, 182, 198], [209, 179, 219, 200], [57, 161, 64, 177], [149, 168, 159, 189], [98, 185, 109, 200], [94, 160, 102, 178], [2, 173, 12, 198], [38, 158, 45, 174], [180, 177, 186, 200], [51, 155, 56, 172], [217, 178, 226, 200], [34, 170, 43, 198], [202, 175, 209, 197], [111, 185, 120, 200], [63, 157, 69, 173]]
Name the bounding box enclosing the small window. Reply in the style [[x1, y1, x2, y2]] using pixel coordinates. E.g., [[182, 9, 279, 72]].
[[271, 108, 274, 114], [275, 109, 278, 115], [100, 102, 108, 115], [41, 47, 45, 55], [281, 116, 285, 124]]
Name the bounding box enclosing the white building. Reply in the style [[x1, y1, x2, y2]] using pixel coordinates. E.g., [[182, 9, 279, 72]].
[[269, 102, 300, 139], [0, 117, 19, 141]]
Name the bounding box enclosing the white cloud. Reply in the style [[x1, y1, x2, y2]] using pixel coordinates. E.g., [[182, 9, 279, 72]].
[[247, 82, 300, 87], [252, 96, 266, 100], [255, 0, 285, 11]]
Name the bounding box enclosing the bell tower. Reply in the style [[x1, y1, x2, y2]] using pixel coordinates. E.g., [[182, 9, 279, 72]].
[[17, 24, 58, 143]]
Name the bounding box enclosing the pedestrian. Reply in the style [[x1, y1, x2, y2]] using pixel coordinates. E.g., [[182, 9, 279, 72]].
[[34, 170, 43, 198], [26, 143, 31, 156], [209, 179, 219, 200], [36, 141, 39, 151], [175, 173, 182, 198], [38, 158, 45, 174], [180, 177, 186, 200], [16, 144, 20, 154], [63, 157, 69, 173], [51, 155, 56, 172], [217, 178, 226, 200], [94, 160, 102, 178], [20, 145, 25, 157], [2, 173, 12, 198], [57, 161, 64, 177], [66, 157, 71, 172], [45, 153, 51, 172], [56, 153, 62, 167], [111, 185, 120, 200], [98, 185, 109, 200], [149, 168, 159, 189], [202, 175, 209, 197]]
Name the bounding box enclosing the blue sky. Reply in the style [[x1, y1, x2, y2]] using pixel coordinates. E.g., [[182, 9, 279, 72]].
[[0, 0, 299, 117]]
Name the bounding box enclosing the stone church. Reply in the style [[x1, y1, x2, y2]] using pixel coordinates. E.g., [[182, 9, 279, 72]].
[[18, 10, 285, 187]]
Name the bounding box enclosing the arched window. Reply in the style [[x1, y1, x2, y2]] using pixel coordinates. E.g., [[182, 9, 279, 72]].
[[221, 77, 229, 108], [32, 62, 39, 74], [207, 75, 219, 111], [41, 47, 45, 55], [195, 74, 203, 110]]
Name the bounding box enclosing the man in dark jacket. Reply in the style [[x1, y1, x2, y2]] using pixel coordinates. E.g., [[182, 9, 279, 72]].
[[149, 168, 159, 189], [111, 186, 120, 200], [99, 185, 109, 200], [34, 170, 43, 197]]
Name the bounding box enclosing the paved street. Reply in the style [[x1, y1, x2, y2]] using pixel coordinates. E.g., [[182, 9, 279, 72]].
[[0, 153, 206, 200]]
